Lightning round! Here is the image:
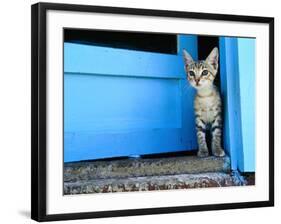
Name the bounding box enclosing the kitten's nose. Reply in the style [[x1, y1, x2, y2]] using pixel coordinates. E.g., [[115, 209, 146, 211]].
[[195, 79, 200, 85]]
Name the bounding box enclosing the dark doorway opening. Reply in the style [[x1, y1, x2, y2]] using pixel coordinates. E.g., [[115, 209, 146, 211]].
[[198, 36, 220, 89], [64, 29, 178, 54], [197, 35, 221, 153]]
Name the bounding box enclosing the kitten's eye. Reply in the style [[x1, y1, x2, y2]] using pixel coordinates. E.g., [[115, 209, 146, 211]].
[[201, 70, 208, 76], [189, 71, 195, 77]]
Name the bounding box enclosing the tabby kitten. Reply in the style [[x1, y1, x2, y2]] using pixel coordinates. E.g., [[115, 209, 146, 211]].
[[183, 47, 225, 157]]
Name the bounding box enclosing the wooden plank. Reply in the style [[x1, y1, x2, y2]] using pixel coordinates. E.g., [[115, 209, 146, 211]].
[[64, 43, 185, 79], [64, 128, 193, 162]]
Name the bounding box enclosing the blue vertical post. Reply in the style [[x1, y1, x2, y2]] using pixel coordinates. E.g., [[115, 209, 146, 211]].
[[219, 37, 243, 171], [237, 38, 256, 172]]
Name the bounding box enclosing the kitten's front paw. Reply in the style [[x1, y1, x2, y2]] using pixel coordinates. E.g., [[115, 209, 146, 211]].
[[197, 149, 209, 157], [213, 148, 225, 157]]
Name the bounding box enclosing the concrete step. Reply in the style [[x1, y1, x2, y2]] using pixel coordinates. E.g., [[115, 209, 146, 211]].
[[64, 155, 230, 181], [64, 171, 244, 195]]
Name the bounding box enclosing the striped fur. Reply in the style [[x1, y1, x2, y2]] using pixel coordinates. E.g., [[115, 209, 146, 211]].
[[183, 47, 225, 157]]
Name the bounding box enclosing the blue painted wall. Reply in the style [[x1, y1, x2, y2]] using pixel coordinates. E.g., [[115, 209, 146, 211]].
[[64, 36, 198, 162]]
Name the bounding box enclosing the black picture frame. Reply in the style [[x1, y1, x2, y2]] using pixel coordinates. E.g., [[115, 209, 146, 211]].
[[31, 2, 274, 222]]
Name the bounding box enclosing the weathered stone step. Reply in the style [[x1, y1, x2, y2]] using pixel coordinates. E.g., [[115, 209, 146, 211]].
[[64, 156, 230, 181], [64, 172, 243, 195]]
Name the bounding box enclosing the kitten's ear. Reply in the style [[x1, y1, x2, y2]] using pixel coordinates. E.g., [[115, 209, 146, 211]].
[[206, 47, 219, 71], [183, 49, 194, 67]]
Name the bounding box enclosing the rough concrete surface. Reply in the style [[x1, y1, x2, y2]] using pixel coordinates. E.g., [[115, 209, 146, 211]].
[[62, 155, 250, 195], [64, 155, 230, 181], [64, 172, 244, 195]]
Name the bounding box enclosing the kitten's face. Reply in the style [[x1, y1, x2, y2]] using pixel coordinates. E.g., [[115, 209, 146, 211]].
[[183, 47, 219, 90]]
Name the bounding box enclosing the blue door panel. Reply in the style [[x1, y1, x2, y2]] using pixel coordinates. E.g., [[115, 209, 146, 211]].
[[64, 74, 181, 133], [64, 36, 198, 162]]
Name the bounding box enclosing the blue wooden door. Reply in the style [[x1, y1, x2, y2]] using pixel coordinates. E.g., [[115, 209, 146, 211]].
[[64, 35, 198, 162]]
